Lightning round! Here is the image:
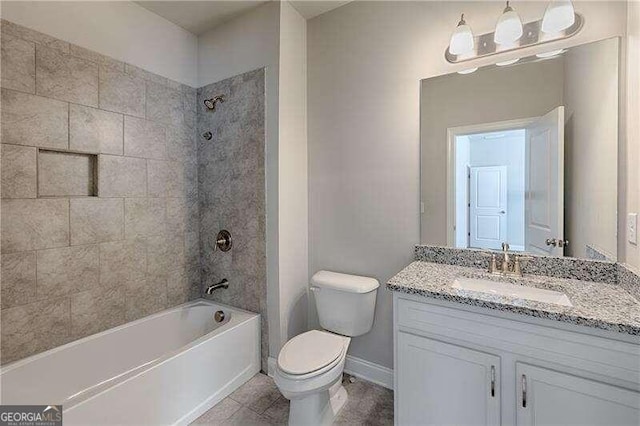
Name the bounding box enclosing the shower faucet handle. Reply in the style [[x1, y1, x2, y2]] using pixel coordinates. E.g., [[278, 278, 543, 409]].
[[214, 230, 233, 252]]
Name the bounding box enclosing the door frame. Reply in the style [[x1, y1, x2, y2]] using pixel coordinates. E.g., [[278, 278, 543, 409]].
[[446, 117, 537, 247]]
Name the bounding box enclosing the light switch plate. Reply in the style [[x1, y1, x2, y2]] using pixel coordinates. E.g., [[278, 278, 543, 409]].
[[629, 213, 638, 245]]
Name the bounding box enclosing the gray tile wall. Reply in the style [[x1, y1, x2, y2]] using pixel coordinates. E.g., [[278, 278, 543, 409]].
[[0, 20, 200, 364], [197, 69, 268, 372]]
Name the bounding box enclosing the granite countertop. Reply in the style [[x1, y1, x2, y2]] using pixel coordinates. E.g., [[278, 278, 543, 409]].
[[388, 261, 640, 336]]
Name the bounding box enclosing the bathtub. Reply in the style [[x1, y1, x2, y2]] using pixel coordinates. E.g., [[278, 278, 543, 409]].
[[0, 300, 260, 425]]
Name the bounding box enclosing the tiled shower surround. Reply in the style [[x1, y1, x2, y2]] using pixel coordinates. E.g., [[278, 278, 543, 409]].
[[0, 20, 266, 366], [197, 69, 268, 372]]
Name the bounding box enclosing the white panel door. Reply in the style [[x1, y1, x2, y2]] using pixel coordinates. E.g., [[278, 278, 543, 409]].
[[516, 363, 640, 426], [397, 332, 501, 426], [470, 166, 508, 250], [525, 107, 564, 256]]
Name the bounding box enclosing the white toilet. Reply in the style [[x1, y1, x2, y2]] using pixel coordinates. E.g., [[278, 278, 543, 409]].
[[274, 270, 379, 425]]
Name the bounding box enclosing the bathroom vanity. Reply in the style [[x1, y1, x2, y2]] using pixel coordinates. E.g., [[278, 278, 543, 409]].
[[388, 252, 640, 426], [406, 27, 640, 425]]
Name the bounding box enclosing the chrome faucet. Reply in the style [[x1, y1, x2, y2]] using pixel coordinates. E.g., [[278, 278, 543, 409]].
[[501, 242, 510, 273], [486, 242, 530, 277], [205, 278, 229, 294]]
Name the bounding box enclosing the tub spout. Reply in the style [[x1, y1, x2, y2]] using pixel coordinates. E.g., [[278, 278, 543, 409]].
[[206, 279, 229, 294]]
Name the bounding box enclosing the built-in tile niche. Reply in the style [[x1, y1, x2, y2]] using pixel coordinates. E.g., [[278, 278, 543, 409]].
[[37, 150, 98, 197]]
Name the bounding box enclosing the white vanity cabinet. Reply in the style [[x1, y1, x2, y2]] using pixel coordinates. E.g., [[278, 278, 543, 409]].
[[516, 363, 640, 426], [397, 332, 501, 425], [393, 293, 640, 426]]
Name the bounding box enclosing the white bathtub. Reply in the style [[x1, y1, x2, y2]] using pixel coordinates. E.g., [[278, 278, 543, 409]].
[[0, 300, 260, 425]]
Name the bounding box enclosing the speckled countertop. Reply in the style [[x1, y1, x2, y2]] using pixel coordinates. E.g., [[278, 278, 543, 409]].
[[388, 261, 640, 336]]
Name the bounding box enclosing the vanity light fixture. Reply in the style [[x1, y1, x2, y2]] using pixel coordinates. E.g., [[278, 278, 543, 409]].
[[496, 58, 520, 66], [542, 0, 576, 34], [449, 14, 475, 55], [494, 1, 523, 46], [445, 1, 582, 65], [457, 67, 478, 75]]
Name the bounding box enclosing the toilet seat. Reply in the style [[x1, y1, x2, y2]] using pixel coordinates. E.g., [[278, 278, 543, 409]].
[[277, 330, 347, 378]]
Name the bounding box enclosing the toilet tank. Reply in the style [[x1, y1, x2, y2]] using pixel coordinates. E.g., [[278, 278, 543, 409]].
[[311, 271, 379, 337]]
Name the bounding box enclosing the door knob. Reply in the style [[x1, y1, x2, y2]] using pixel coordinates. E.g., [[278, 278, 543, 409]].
[[546, 238, 569, 247], [499, 210, 506, 214]]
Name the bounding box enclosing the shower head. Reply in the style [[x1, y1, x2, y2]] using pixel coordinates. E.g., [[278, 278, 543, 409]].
[[204, 95, 225, 111]]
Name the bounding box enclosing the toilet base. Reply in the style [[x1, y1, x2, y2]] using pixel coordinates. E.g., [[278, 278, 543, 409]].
[[288, 378, 348, 425]]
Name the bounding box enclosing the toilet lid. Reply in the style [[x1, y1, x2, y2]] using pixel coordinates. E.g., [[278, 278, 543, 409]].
[[277, 330, 346, 375]]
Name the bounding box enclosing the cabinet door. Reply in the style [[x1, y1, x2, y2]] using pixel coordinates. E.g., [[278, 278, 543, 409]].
[[516, 363, 640, 426], [397, 332, 501, 425]]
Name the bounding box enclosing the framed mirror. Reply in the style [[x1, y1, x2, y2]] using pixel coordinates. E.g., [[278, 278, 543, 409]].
[[420, 37, 620, 261]]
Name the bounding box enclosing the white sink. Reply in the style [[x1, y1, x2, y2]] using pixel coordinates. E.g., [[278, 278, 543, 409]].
[[452, 277, 573, 307]]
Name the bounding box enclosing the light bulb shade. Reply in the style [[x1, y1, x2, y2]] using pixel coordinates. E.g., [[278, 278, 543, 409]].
[[494, 9, 523, 45], [458, 67, 478, 75], [449, 23, 474, 55], [536, 49, 565, 58], [541, 0, 575, 33], [496, 58, 520, 66]]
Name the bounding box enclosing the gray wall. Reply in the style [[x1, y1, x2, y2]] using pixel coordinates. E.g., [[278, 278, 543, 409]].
[[0, 20, 200, 364], [625, 1, 640, 272], [0, 3, 198, 86], [277, 1, 309, 353], [564, 38, 619, 260], [197, 69, 268, 372]]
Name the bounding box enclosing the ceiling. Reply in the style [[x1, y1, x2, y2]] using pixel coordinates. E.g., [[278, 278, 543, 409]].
[[136, 1, 266, 35], [290, 1, 352, 19], [135, 1, 351, 35]]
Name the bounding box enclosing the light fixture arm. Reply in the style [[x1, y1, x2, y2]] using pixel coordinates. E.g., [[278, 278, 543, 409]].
[[445, 12, 583, 64]]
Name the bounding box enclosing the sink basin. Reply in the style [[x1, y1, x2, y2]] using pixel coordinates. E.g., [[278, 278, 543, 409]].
[[452, 277, 573, 307]]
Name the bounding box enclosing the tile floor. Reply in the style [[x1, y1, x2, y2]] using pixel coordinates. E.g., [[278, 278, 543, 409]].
[[191, 373, 394, 425]]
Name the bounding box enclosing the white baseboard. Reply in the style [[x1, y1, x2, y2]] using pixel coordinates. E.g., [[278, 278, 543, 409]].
[[344, 355, 394, 390], [268, 355, 394, 390]]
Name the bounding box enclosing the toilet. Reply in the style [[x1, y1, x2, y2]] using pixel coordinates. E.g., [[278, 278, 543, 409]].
[[274, 270, 379, 425]]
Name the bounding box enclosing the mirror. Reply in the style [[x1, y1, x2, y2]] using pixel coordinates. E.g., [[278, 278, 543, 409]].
[[420, 37, 619, 261]]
